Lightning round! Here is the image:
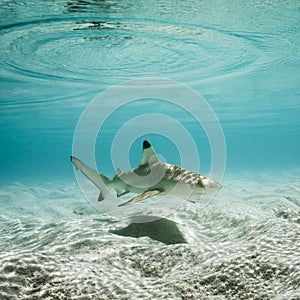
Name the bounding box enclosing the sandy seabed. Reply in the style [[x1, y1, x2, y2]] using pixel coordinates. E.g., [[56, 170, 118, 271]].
[[0, 170, 299, 299]]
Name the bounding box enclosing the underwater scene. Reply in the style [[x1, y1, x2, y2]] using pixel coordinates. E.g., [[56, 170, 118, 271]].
[[0, 0, 299, 299]]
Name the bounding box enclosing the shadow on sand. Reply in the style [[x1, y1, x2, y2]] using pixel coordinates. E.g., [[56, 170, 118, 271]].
[[110, 218, 187, 245]]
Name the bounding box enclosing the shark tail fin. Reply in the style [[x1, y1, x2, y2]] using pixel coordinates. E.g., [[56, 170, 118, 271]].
[[70, 156, 111, 201], [97, 173, 111, 201]]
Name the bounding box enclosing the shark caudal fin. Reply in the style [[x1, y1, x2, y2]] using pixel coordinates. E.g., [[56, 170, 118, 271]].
[[70, 156, 110, 201], [140, 140, 159, 165]]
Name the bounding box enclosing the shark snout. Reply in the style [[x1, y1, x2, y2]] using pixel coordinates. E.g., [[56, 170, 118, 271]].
[[202, 178, 222, 191]]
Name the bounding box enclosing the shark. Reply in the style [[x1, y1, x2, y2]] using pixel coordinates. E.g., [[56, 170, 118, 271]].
[[71, 140, 221, 207]]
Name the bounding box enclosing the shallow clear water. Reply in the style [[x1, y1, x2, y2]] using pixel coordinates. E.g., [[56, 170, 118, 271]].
[[0, 0, 300, 299]]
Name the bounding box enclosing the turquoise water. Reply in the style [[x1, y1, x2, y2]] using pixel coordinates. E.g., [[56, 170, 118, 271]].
[[1, 1, 300, 299]]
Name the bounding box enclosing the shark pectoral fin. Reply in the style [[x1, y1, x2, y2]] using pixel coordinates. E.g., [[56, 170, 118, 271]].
[[118, 189, 163, 207]]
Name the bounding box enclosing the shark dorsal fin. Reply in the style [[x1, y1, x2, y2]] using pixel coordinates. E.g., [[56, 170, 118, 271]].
[[140, 140, 159, 165]]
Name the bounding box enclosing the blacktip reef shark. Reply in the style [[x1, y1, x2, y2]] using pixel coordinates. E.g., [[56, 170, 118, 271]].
[[71, 140, 221, 207]]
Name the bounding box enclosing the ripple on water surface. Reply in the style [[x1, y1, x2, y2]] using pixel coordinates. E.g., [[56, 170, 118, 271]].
[[1, 0, 298, 93], [0, 16, 266, 87]]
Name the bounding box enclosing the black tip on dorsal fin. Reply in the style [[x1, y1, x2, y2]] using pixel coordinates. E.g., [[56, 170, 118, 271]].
[[140, 140, 158, 165], [143, 140, 151, 149]]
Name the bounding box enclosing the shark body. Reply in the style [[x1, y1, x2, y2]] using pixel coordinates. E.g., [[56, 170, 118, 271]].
[[71, 140, 221, 207]]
